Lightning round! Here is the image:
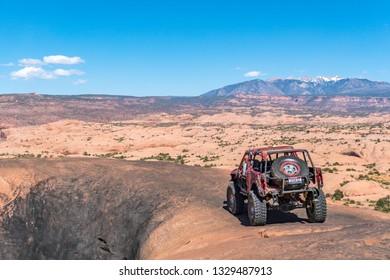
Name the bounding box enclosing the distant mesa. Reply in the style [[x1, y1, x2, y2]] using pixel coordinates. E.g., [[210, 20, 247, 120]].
[[202, 77, 390, 97]]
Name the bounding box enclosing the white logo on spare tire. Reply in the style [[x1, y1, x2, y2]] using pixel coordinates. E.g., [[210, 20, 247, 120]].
[[282, 163, 299, 175]]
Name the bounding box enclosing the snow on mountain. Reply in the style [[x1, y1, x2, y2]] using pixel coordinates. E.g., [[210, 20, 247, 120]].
[[202, 77, 390, 97], [298, 76, 343, 83]]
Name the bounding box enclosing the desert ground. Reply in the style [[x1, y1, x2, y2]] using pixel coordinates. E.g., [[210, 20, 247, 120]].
[[0, 158, 389, 260], [1, 108, 389, 209], [0, 95, 389, 259]]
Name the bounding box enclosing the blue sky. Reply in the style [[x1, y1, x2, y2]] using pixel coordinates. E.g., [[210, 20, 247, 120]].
[[0, 0, 389, 96]]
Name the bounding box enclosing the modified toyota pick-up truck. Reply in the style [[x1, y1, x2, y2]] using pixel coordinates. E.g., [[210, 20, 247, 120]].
[[227, 146, 327, 226]]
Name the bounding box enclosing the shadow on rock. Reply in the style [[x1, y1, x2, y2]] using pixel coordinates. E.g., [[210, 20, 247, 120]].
[[0, 158, 227, 260], [223, 202, 306, 226]]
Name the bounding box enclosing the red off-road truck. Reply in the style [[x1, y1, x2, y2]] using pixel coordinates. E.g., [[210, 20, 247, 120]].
[[227, 146, 327, 226]]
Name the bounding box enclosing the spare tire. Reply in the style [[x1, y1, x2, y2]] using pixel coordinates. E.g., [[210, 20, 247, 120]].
[[270, 155, 309, 180]]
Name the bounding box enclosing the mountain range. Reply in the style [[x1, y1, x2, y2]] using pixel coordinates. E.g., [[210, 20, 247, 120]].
[[0, 77, 389, 128], [203, 77, 390, 97]]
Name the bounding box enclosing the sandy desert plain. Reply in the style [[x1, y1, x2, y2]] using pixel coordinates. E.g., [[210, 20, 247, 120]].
[[0, 93, 389, 259]]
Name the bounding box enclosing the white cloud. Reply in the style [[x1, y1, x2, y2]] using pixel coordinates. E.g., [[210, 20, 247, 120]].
[[1, 62, 15, 67], [11, 67, 84, 80], [11, 67, 55, 80], [43, 55, 84, 65], [244, 71, 266, 77], [74, 79, 87, 85], [10, 55, 86, 81], [19, 58, 43, 66], [16, 55, 85, 66], [53, 69, 84, 76]]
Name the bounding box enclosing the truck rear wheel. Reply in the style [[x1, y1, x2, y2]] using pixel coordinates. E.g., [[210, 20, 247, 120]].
[[247, 191, 267, 226], [227, 182, 245, 215]]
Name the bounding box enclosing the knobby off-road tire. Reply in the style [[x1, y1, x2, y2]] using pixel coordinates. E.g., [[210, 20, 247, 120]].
[[306, 190, 327, 223], [247, 191, 267, 226], [227, 182, 245, 215], [270, 155, 309, 179]]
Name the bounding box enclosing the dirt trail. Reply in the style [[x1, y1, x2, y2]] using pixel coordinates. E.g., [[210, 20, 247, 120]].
[[0, 158, 389, 259]]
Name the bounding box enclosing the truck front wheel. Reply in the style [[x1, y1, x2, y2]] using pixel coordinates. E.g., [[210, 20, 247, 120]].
[[227, 182, 245, 215]]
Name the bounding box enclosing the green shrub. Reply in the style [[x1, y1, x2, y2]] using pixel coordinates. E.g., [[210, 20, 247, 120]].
[[332, 189, 344, 200], [374, 196, 390, 213], [357, 174, 370, 180], [363, 163, 376, 169], [323, 167, 333, 173], [368, 169, 381, 176], [340, 180, 350, 187]]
